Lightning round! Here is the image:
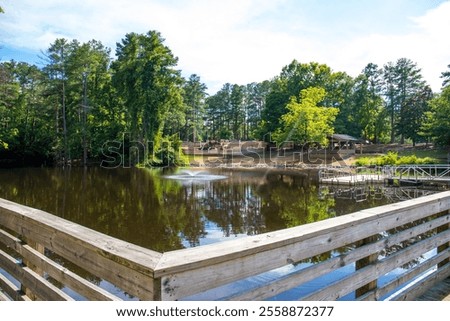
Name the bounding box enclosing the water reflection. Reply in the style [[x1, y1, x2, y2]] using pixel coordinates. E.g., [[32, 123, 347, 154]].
[[0, 167, 395, 252]]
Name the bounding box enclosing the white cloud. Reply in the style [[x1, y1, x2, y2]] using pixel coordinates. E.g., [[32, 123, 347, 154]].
[[411, 1, 450, 89], [328, 1, 450, 91], [0, 0, 449, 93]]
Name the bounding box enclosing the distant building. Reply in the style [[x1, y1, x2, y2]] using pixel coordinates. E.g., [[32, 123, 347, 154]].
[[327, 134, 362, 156]]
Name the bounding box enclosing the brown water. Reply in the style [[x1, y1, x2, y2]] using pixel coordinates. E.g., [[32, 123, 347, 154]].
[[0, 167, 396, 252]]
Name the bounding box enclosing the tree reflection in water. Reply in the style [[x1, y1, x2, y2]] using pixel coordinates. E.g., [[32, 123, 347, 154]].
[[0, 167, 397, 252]]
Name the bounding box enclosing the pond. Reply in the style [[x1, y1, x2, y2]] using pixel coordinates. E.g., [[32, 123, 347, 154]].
[[0, 166, 400, 253]]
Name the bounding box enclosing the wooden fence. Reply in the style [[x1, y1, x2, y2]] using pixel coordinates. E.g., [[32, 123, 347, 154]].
[[1, 191, 450, 301]]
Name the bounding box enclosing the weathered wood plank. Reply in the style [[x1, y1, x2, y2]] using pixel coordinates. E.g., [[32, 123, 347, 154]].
[[225, 239, 383, 300], [0, 249, 73, 300], [0, 227, 22, 248], [355, 235, 378, 298], [0, 198, 162, 299], [358, 248, 450, 300], [437, 210, 450, 268], [225, 215, 449, 301], [301, 230, 450, 300], [0, 227, 122, 300], [157, 192, 450, 300], [23, 245, 123, 301], [0, 291, 10, 301], [390, 262, 450, 300], [22, 266, 74, 301], [0, 198, 162, 268], [0, 271, 29, 301], [416, 276, 450, 301]]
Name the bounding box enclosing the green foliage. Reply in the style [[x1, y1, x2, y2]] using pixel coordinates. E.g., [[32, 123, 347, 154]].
[[41, 38, 114, 164], [111, 31, 184, 165], [349, 63, 387, 143], [273, 87, 338, 146], [384, 58, 429, 144], [355, 151, 437, 166], [180, 74, 207, 142], [150, 135, 189, 167], [204, 82, 268, 141], [260, 61, 353, 137], [441, 64, 450, 88], [0, 61, 55, 165], [423, 86, 450, 146]]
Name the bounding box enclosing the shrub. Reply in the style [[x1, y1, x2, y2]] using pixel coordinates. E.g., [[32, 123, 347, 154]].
[[354, 152, 437, 166], [396, 155, 417, 165], [355, 157, 371, 166], [381, 151, 398, 165]]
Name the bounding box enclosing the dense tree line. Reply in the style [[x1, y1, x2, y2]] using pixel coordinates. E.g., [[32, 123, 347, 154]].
[[208, 58, 450, 145], [1, 28, 450, 167], [207, 59, 449, 148], [1, 31, 208, 166]]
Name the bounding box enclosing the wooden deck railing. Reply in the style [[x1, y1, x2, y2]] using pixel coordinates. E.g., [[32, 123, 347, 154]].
[[0, 198, 162, 301], [1, 191, 450, 301]]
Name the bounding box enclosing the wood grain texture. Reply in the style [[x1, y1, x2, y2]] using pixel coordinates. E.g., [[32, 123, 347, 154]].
[[0, 198, 161, 299]]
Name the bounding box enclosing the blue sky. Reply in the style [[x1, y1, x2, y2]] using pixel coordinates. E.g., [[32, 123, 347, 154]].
[[0, 0, 449, 93]]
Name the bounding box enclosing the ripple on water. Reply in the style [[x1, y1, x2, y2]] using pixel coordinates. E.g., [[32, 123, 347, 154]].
[[164, 170, 227, 182]]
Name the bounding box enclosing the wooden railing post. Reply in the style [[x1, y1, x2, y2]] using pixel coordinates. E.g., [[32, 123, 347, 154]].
[[152, 277, 162, 301], [437, 210, 450, 268], [20, 239, 46, 300], [355, 235, 379, 298]]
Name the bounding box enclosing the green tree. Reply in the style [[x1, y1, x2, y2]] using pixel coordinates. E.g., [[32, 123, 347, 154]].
[[205, 83, 232, 140], [441, 64, 450, 88], [261, 61, 353, 139], [243, 81, 270, 139], [261, 61, 333, 135], [43, 39, 113, 165], [351, 63, 387, 143], [0, 61, 20, 152], [0, 61, 54, 164], [12, 62, 53, 163], [69, 40, 114, 163], [423, 86, 450, 146], [182, 74, 207, 142], [383, 58, 428, 143], [112, 31, 184, 165], [383, 61, 397, 143], [230, 84, 245, 140], [259, 78, 286, 140], [42, 38, 73, 164], [273, 87, 338, 146], [326, 71, 354, 135], [401, 85, 433, 146]]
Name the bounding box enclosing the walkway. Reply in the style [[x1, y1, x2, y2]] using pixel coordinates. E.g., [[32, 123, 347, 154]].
[[416, 277, 450, 301]]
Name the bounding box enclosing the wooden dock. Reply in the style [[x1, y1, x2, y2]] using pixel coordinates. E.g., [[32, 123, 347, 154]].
[[319, 165, 450, 187], [1, 191, 450, 301], [320, 174, 385, 185]]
